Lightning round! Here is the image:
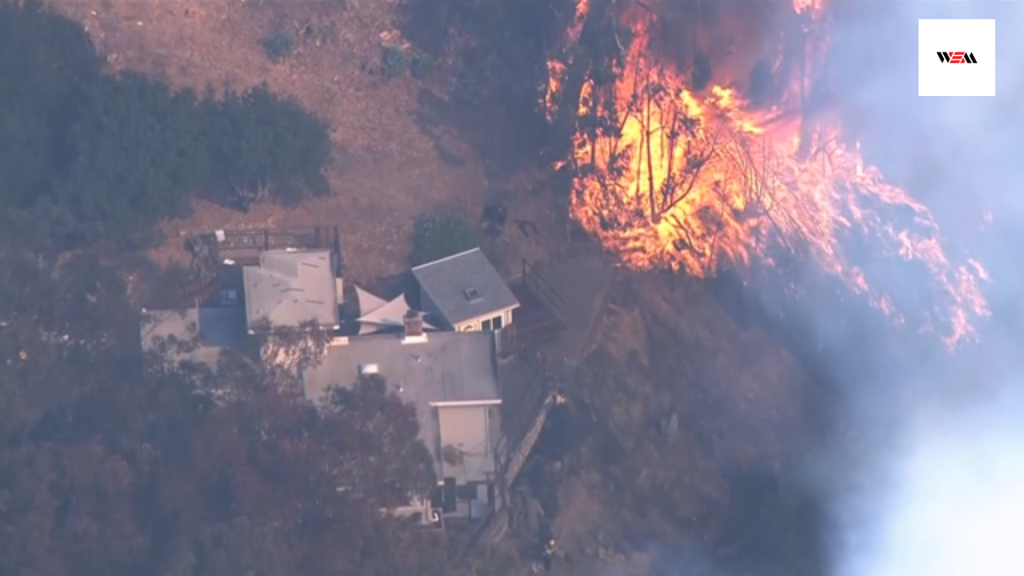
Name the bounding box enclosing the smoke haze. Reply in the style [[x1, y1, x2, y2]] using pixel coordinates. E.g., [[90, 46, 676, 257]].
[[825, 3, 1024, 576]]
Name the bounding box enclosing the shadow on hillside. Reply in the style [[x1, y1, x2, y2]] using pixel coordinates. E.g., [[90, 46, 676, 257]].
[[397, 1, 559, 182], [640, 466, 829, 576]]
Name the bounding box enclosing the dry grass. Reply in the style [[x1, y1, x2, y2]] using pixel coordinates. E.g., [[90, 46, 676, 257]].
[[548, 271, 820, 560], [46, 0, 493, 279]]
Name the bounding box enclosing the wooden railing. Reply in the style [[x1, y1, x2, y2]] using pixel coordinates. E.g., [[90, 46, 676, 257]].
[[495, 324, 518, 359], [208, 225, 343, 267], [520, 259, 566, 318], [464, 375, 555, 554], [503, 394, 554, 486]]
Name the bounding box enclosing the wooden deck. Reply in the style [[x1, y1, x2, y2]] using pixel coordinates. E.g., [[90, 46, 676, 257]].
[[509, 283, 565, 349], [178, 226, 342, 306]]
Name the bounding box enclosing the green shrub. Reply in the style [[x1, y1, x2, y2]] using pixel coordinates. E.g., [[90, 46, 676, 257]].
[[0, 1, 333, 252], [381, 45, 410, 79], [262, 32, 295, 63], [409, 211, 478, 266], [410, 54, 434, 79]]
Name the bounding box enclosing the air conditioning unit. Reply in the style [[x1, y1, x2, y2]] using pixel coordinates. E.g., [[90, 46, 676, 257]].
[[360, 363, 379, 376]]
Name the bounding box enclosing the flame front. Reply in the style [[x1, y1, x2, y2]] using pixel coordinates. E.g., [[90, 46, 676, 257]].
[[555, 0, 988, 346]]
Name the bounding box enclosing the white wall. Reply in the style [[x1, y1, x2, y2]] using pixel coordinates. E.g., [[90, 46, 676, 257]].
[[454, 307, 514, 333], [436, 404, 498, 483]]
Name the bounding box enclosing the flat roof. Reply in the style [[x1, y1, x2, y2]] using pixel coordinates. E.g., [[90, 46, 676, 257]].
[[412, 248, 519, 326], [302, 331, 501, 478], [243, 249, 339, 331], [140, 307, 247, 366]]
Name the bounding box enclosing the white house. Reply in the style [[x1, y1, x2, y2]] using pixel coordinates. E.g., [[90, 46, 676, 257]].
[[300, 314, 503, 522]]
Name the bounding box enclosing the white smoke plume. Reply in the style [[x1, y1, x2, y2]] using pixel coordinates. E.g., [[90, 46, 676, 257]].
[[825, 2, 1024, 576], [832, 385, 1024, 576]]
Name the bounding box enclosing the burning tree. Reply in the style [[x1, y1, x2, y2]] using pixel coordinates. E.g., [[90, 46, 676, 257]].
[[554, 0, 989, 346]]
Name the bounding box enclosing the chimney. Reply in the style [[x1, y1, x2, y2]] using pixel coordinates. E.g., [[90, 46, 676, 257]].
[[403, 310, 426, 343]]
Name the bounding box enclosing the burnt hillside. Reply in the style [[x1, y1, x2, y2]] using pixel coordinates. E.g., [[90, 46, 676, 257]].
[[513, 271, 828, 575]]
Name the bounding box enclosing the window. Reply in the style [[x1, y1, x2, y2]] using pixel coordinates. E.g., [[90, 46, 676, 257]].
[[463, 288, 482, 302], [482, 318, 492, 331], [460, 324, 474, 332], [492, 314, 503, 329], [481, 315, 502, 331]]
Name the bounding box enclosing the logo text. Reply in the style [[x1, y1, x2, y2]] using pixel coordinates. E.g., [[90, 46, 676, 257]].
[[937, 51, 978, 64]]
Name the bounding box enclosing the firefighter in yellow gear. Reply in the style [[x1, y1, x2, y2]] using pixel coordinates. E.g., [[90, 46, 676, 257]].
[[541, 538, 556, 570]]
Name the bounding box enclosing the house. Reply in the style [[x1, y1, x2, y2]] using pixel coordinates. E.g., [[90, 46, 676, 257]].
[[301, 314, 502, 522], [139, 307, 247, 367], [412, 248, 519, 334], [242, 249, 342, 334]]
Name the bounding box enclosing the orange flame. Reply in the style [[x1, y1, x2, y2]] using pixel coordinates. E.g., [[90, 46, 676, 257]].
[[554, 0, 988, 346]]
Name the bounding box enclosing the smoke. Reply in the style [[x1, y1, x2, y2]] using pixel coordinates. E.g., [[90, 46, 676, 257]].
[[832, 385, 1024, 576], [821, 3, 1024, 576]]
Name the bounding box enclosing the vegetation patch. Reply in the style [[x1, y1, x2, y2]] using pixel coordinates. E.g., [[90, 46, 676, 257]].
[[261, 30, 296, 62], [409, 210, 479, 266], [381, 44, 410, 79], [0, 1, 331, 254], [410, 53, 434, 79]]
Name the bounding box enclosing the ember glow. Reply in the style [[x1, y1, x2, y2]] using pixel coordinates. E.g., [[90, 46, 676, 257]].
[[552, 0, 989, 345]]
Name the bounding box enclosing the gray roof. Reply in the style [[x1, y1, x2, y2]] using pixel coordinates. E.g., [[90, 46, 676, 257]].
[[243, 250, 339, 331], [412, 248, 519, 326], [301, 331, 501, 479], [140, 307, 247, 366], [302, 331, 501, 405]]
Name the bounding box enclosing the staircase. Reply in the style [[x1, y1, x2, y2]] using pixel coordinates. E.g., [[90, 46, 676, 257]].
[[507, 259, 567, 350], [502, 393, 555, 486], [463, 369, 562, 553]]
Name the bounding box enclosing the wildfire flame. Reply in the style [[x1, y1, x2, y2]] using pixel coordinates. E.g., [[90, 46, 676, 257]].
[[549, 0, 989, 346]]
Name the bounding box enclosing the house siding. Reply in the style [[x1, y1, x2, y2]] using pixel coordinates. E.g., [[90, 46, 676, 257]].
[[453, 307, 515, 334], [436, 404, 497, 484]]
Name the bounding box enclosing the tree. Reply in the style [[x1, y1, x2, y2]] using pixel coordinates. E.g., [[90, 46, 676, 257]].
[[0, 0, 102, 206], [55, 74, 210, 243], [409, 210, 480, 266], [0, 2, 334, 254], [397, 0, 577, 171], [0, 250, 446, 576], [252, 318, 332, 384], [205, 86, 332, 208]]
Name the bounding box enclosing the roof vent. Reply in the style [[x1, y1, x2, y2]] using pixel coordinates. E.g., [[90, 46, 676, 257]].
[[463, 287, 482, 302], [360, 363, 379, 376]]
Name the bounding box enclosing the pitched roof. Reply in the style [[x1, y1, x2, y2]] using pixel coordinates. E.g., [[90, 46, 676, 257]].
[[242, 250, 339, 331], [411, 248, 519, 326]]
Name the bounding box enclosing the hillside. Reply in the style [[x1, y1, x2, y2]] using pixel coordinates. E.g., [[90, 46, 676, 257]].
[[45, 0, 490, 278], [509, 270, 825, 576], [32, 1, 829, 574]]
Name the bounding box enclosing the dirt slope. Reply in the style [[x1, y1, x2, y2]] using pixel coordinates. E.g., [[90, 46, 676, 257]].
[[46, 0, 487, 278], [521, 271, 822, 573]]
